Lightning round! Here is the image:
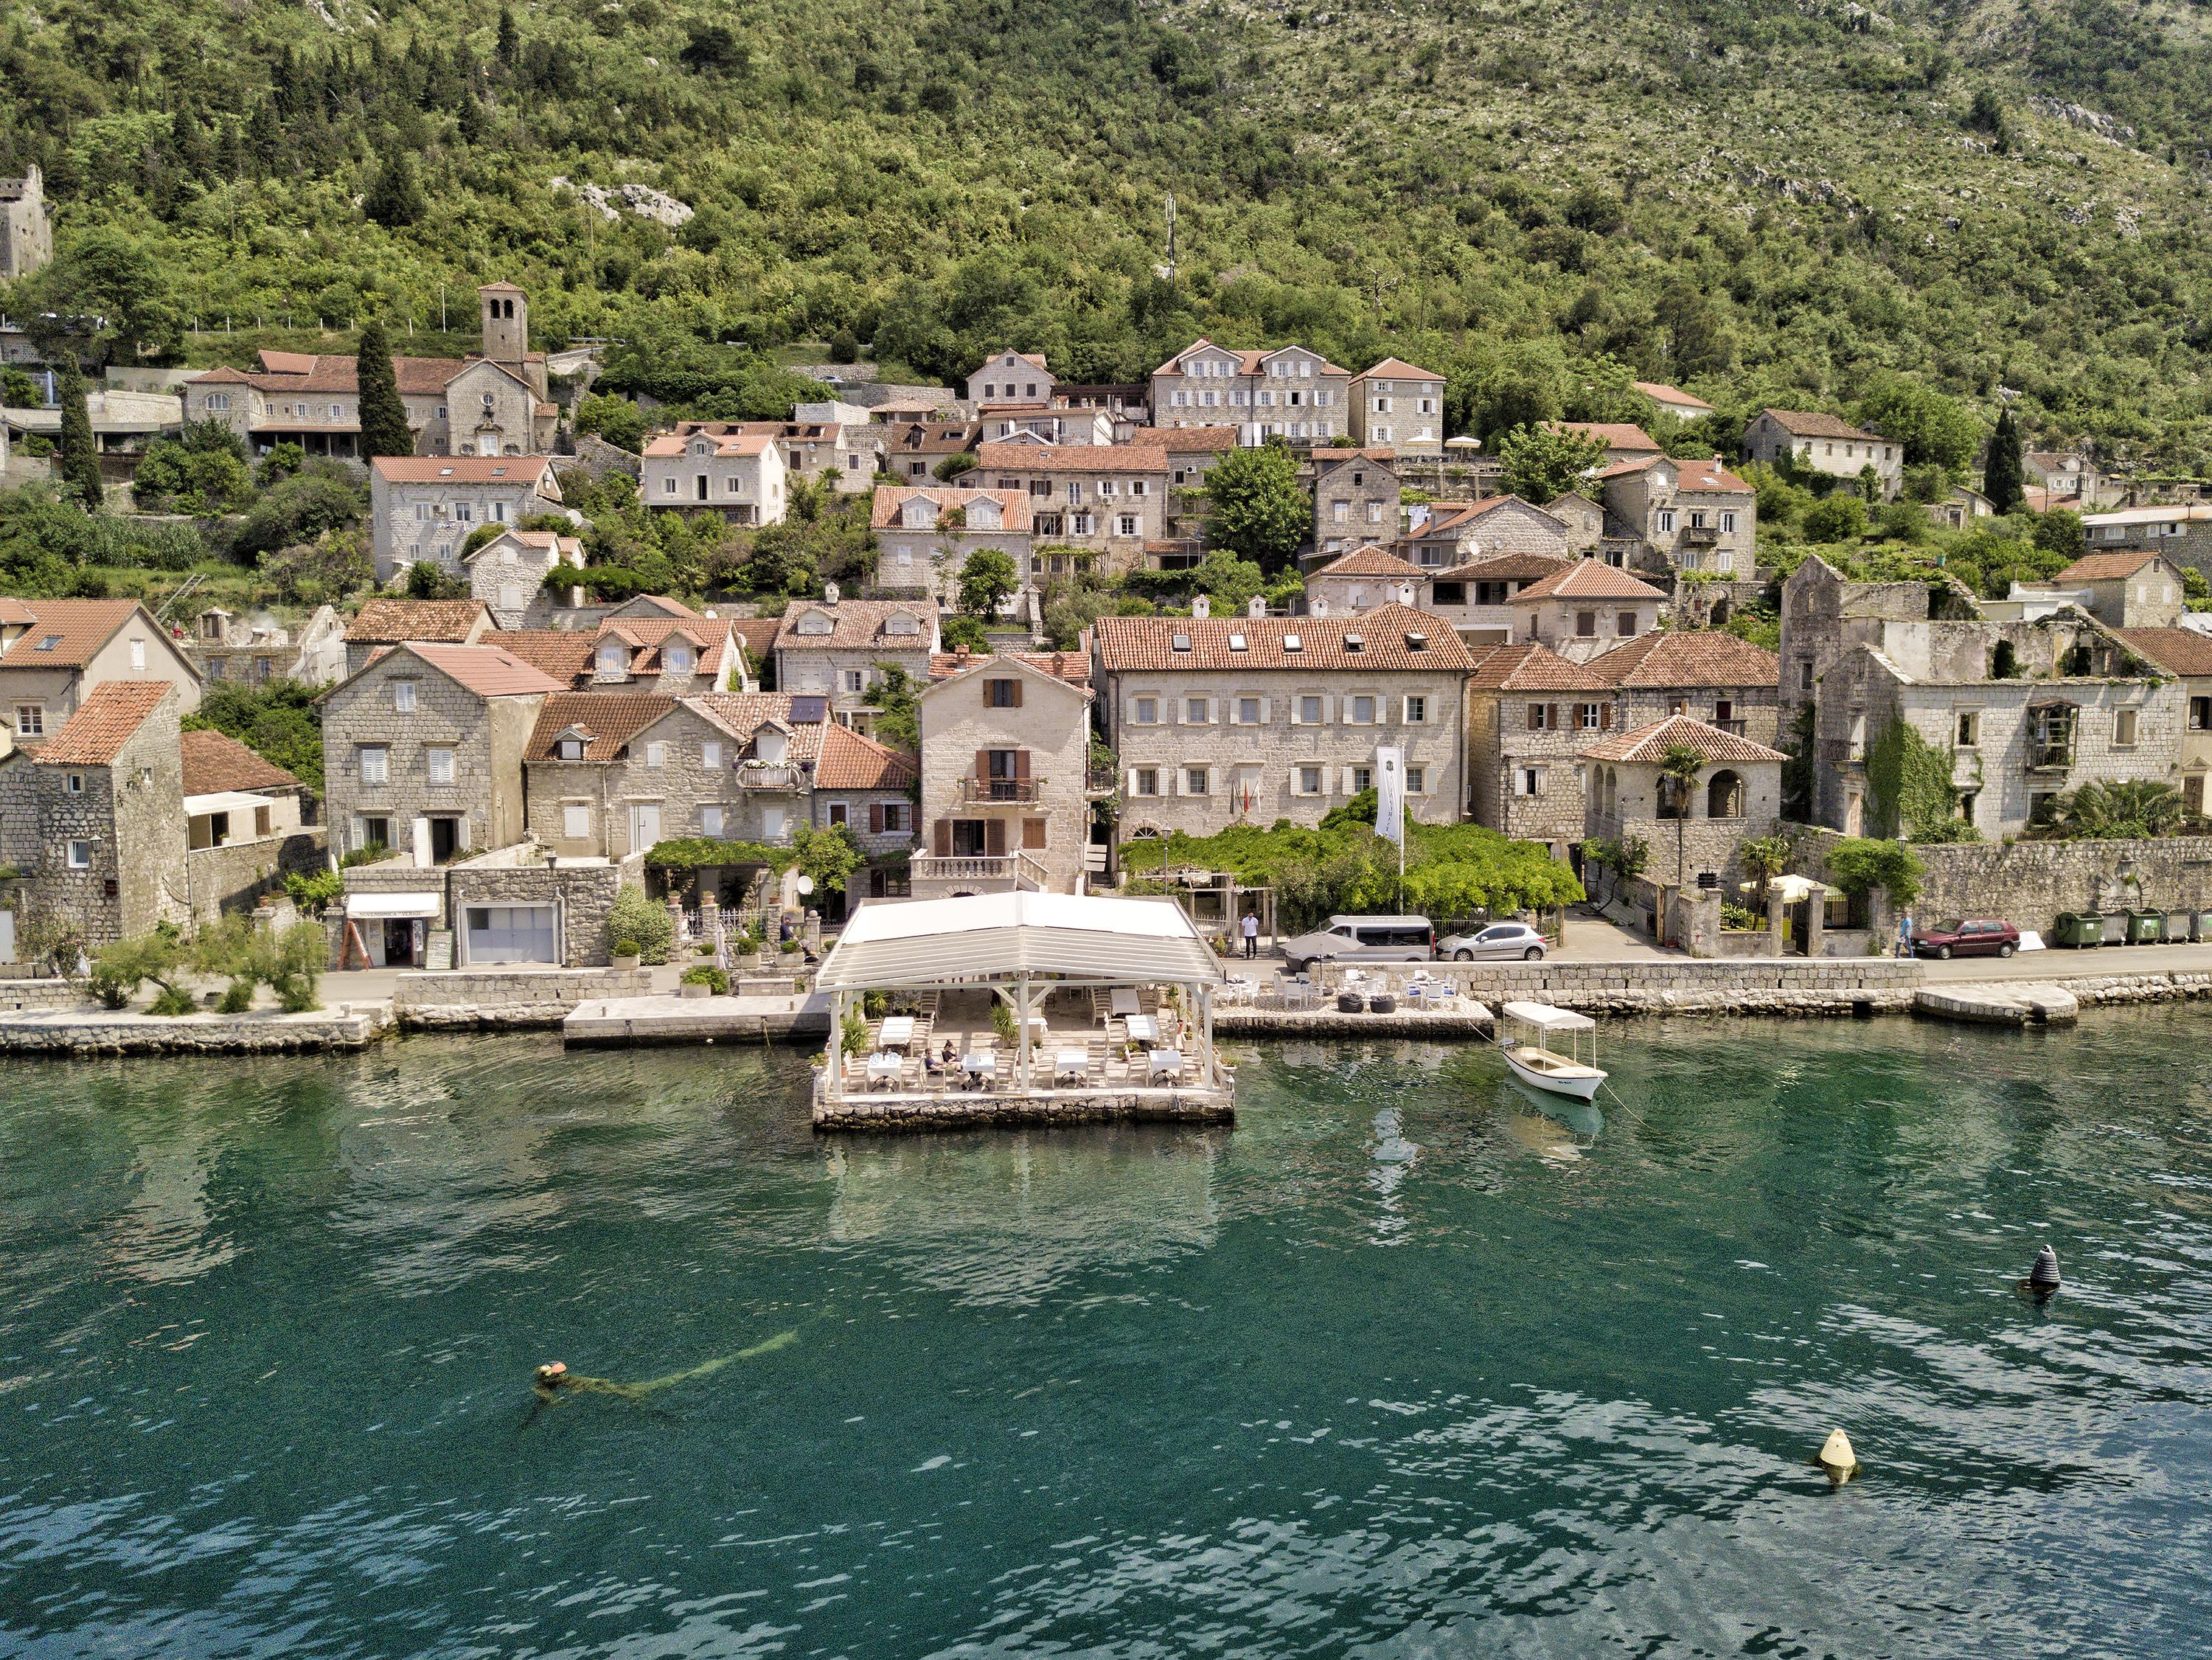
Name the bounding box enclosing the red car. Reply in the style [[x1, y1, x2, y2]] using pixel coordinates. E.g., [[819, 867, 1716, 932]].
[[1913, 918, 2020, 959]]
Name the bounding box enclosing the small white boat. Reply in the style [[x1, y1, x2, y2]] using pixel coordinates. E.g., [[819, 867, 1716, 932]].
[[1498, 1001, 1607, 1102]]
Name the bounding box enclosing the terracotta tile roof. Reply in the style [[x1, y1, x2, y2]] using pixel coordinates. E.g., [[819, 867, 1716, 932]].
[[811, 723, 919, 791], [398, 642, 565, 698], [1094, 602, 1475, 673], [1153, 338, 1352, 378], [525, 692, 678, 760], [1632, 380, 1713, 411], [1511, 560, 1669, 602], [0, 599, 148, 669], [33, 681, 173, 765], [180, 728, 300, 795], [726, 618, 779, 670], [973, 442, 1170, 474], [462, 528, 582, 564], [203, 351, 473, 396], [1434, 551, 1573, 583], [1579, 713, 1787, 764], [1311, 448, 1397, 470], [599, 617, 730, 676], [494, 631, 598, 684], [1760, 409, 1879, 441], [0, 598, 34, 625], [1672, 455, 1753, 495], [773, 600, 939, 654], [369, 456, 557, 486], [869, 486, 1033, 532], [1312, 544, 1426, 580], [884, 420, 981, 454], [642, 430, 774, 459], [929, 648, 1091, 684], [1548, 421, 1660, 452], [2114, 628, 2212, 678], [1129, 426, 1240, 453], [1464, 642, 1612, 692], [345, 598, 493, 644], [2059, 549, 2167, 583], [1585, 629, 1781, 689], [612, 596, 705, 620], [1354, 358, 1443, 381]]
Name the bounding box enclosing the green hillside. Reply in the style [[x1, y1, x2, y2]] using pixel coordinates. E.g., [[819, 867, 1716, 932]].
[[7, 0, 2212, 460]]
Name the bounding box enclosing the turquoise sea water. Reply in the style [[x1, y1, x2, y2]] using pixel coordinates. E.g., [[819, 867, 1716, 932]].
[[3, 1013, 2211, 1658]]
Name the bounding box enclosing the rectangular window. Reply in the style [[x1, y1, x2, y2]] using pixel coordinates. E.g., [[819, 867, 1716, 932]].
[[1403, 695, 1427, 724], [358, 745, 389, 785], [1298, 695, 1324, 725], [14, 705, 41, 736], [1956, 711, 1980, 748], [67, 839, 91, 868], [985, 678, 1019, 708], [1800, 661, 1815, 692], [426, 746, 455, 785], [1618, 611, 1638, 636], [1185, 766, 1210, 796], [645, 741, 667, 768], [1527, 704, 1551, 732], [1580, 703, 1603, 730], [65, 771, 83, 794], [1296, 764, 1324, 795], [1348, 695, 1377, 724], [1576, 611, 1597, 637], [1720, 511, 1738, 535], [1656, 510, 1676, 534], [1238, 696, 1262, 724], [1406, 766, 1427, 794], [394, 680, 417, 713], [130, 638, 147, 671], [702, 740, 722, 770], [2191, 696, 2211, 732], [1185, 697, 1210, 724], [1516, 767, 1544, 797], [1131, 696, 1159, 725], [1133, 767, 1158, 796], [563, 802, 591, 838], [2115, 708, 2140, 748], [453, 502, 473, 524]]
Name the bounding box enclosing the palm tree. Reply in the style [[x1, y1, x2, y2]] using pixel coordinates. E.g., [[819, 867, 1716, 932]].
[[1657, 740, 1707, 891], [1739, 833, 1790, 905], [2040, 779, 2186, 840]]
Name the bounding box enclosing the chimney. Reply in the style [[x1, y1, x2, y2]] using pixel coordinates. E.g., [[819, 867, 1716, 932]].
[[824, 581, 840, 604], [1192, 593, 1211, 620], [1311, 597, 1330, 617], [1397, 581, 1416, 606], [1247, 595, 1267, 617]]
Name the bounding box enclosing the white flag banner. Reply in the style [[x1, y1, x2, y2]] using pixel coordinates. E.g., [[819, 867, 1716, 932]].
[[1374, 746, 1406, 845]]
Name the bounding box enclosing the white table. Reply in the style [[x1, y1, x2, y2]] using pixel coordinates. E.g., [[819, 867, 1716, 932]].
[[1148, 1048, 1186, 1080], [865, 1052, 904, 1088], [1110, 988, 1141, 1017], [962, 1052, 998, 1082], [1054, 1049, 1089, 1083], [877, 1015, 915, 1049], [1124, 1013, 1158, 1045]]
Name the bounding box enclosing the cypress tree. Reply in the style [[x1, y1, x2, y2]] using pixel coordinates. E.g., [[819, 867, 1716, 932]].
[[363, 151, 425, 228], [58, 369, 102, 510], [1984, 406, 2026, 514], [355, 322, 414, 459]]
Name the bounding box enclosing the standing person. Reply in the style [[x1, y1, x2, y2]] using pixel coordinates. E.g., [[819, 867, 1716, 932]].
[[1242, 909, 1260, 959], [1897, 911, 1914, 959]]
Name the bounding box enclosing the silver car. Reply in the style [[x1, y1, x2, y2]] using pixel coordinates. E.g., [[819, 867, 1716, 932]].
[[1437, 922, 1548, 962]]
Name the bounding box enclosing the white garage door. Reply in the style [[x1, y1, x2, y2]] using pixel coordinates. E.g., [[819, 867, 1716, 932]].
[[465, 904, 558, 965]]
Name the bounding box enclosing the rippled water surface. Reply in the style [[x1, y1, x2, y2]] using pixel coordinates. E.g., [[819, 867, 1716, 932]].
[[4, 1012, 2211, 1657]]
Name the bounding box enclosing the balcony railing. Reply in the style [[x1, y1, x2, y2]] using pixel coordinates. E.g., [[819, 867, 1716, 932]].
[[1710, 718, 1746, 736], [1087, 763, 1118, 796], [734, 763, 801, 790], [959, 777, 1044, 805], [1683, 524, 1720, 545], [911, 852, 1048, 891], [2028, 743, 2075, 771]]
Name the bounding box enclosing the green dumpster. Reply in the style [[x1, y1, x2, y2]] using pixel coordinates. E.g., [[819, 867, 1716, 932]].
[[2053, 911, 2101, 948], [2128, 909, 2165, 945]]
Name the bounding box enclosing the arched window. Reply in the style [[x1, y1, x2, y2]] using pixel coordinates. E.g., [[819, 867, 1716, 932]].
[[1707, 768, 1745, 820]]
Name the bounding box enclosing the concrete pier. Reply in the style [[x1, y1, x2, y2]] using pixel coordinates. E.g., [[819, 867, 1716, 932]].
[[1914, 982, 2081, 1027], [563, 990, 831, 1047]]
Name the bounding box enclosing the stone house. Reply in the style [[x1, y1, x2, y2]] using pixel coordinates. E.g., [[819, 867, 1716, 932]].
[[1349, 359, 1446, 453], [2041, 549, 2188, 630], [639, 426, 790, 527], [1632, 381, 1714, 423], [0, 598, 202, 758], [1580, 715, 1788, 889], [183, 282, 556, 462], [1422, 552, 1573, 649], [1777, 553, 1983, 721], [0, 682, 189, 948], [1150, 338, 1352, 445], [1812, 614, 2180, 839], [178, 729, 323, 923], [1548, 422, 1662, 467], [913, 653, 1096, 897], [369, 455, 563, 583], [1143, 426, 1239, 550], [319, 642, 562, 863], [869, 486, 1035, 607], [966, 350, 1056, 407], [1596, 454, 1756, 576], [189, 604, 347, 688], [2112, 627, 2212, 815], [1742, 409, 1903, 499], [2024, 451, 2118, 510], [497, 607, 750, 698], [465, 528, 586, 628], [772, 596, 941, 734], [1464, 642, 1617, 858], [731, 420, 877, 492], [1584, 629, 1784, 747], [2075, 509, 2212, 583], [1508, 560, 1668, 661], [1311, 449, 1400, 558], [880, 420, 981, 482], [1093, 601, 1474, 838], [1306, 546, 1428, 617], [1401, 496, 1575, 571], [343, 598, 496, 677], [0, 166, 53, 279], [973, 442, 1169, 570]]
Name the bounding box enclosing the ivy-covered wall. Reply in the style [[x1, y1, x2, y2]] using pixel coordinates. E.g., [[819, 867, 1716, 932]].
[[1864, 718, 1965, 841]]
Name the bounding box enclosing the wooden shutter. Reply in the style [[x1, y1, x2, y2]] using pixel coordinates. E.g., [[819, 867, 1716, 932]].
[[1528, 702, 1544, 731], [934, 819, 951, 856], [1548, 704, 1560, 733], [1014, 749, 1031, 779], [985, 818, 1008, 857], [975, 748, 990, 781], [1009, 677, 1023, 708], [1022, 817, 1047, 849], [869, 802, 884, 835], [1600, 701, 1613, 729]]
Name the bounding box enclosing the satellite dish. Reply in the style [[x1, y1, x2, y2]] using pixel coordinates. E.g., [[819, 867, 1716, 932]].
[[796, 875, 815, 895]]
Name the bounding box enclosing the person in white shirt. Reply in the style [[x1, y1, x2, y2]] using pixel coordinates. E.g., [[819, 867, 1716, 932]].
[[1242, 910, 1261, 959]]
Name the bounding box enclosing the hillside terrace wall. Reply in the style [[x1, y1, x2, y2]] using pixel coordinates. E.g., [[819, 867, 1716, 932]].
[[187, 829, 327, 923]]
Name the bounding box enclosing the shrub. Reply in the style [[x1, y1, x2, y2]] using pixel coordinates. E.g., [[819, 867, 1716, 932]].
[[611, 937, 642, 959], [1825, 838, 1924, 908], [218, 979, 255, 1013], [840, 1002, 871, 1055], [285, 867, 344, 911], [681, 963, 730, 993], [607, 884, 675, 962]]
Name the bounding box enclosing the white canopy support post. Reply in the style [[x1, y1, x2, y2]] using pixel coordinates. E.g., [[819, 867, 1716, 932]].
[[827, 989, 845, 1103], [1017, 973, 1032, 1091], [1200, 982, 1214, 1087]]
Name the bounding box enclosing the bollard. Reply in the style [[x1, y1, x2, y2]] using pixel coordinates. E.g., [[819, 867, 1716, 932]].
[[1815, 1428, 1860, 1486]]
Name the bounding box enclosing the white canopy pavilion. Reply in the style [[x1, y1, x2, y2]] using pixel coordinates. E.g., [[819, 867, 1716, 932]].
[[815, 891, 1230, 1110]]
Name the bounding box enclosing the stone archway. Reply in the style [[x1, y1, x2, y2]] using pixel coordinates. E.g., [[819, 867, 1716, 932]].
[[1707, 768, 1745, 819]]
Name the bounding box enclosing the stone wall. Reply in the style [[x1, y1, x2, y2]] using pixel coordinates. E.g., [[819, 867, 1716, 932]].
[[445, 857, 623, 965], [1305, 955, 1920, 1017], [0, 1004, 390, 1054], [394, 964, 649, 1027], [0, 976, 87, 1010], [187, 830, 327, 923]]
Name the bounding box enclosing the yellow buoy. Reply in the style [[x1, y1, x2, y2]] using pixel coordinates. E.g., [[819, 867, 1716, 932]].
[[1815, 1428, 1860, 1486]]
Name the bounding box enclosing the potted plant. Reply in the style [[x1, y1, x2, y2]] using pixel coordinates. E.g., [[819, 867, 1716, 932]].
[[679, 964, 729, 999], [611, 938, 643, 970], [738, 928, 765, 970]]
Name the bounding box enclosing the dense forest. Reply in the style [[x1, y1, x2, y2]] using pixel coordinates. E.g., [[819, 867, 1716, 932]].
[[5, 0, 2212, 462]]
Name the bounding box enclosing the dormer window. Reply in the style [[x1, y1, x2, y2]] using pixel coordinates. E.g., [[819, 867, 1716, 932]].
[[901, 499, 937, 529], [1343, 633, 1366, 653], [1228, 633, 1248, 651], [885, 613, 919, 636], [796, 611, 834, 636], [558, 737, 585, 760], [1405, 632, 1428, 650], [665, 645, 695, 674], [757, 728, 790, 765], [598, 644, 627, 675], [1283, 633, 1303, 652], [1172, 633, 1192, 653]]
